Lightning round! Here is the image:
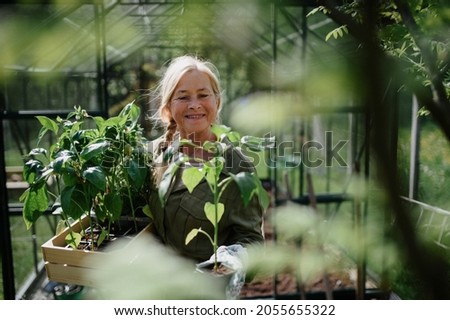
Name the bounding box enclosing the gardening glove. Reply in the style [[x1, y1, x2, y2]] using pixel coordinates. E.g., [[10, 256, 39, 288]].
[[196, 244, 248, 299]]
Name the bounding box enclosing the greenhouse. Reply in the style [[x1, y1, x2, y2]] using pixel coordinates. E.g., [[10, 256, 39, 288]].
[[1, 0, 450, 301]]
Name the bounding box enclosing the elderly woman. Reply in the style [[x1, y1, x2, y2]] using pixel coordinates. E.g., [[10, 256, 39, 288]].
[[147, 55, 264, 262]]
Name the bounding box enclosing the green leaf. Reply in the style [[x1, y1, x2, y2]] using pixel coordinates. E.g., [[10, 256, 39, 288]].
[[93, 116, 106, 132], [185, 228, 200, 245], [36, 115, 59, 133], [158, 159, 184, 206], [202, 141, 222, 156], [211, 124, 232, 140], [204, 201, 224, 226], [95, 202, 107, 222], [65, 231, 81, 249], [51, 150, 73, 173], [142, 204, 153, 219], [306, 6, 328, 17], [82, 166, 106, 192], [80, 140, 110, 162], [325, 25, 348, 42], [120, 102, 141, 128], [22, 186, 49, 229], [223, 131, 241, 144], [255, 177, 270, 209], [182, 167, 204, 193], [204, 164, 216, 187], [203, 156, 224, 190], [97, 229, 108, 248], [23, 159, 44, 184], [61, 185, 89, 220], [62, 171, 78, 187], [36, 116, 58, 145], [127, 158, 148, 189], [104, 192, 123, 221], [230, 172, 258, 207], [241, 135, 275, 151], [28, 148, 48, 158], [55, 219, 67, 235]]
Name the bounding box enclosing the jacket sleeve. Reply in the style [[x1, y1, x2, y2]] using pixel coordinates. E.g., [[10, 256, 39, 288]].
[[225, 187, 265, 246]]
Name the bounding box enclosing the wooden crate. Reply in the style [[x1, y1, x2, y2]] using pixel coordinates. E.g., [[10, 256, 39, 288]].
[[42, 216, 152, 287]]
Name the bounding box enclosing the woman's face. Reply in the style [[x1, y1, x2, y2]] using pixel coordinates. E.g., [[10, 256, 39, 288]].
[[169, 69, 219, 142]]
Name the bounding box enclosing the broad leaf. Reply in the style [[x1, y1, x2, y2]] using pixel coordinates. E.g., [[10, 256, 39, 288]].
[[241, 135, 275, 152], [211, 124, 232, 140], [61, 185, 89, 220], [120, 102, 141, 128], [22, 187, 49, 229], [104, 192, 123, 221], [95, 202, 107, 222], [182, 167, 204, 193], [255, 177, 270, 209], [55, 219, 67, 235], [36, 116, 58, 145], [82, 166, 106, 192], [51, 150, 73, 173], [80, 140, 110, 161], [127, 158, 148, 189], [202, 141, 222, 155], [230, 172, 258, 207], [204, 164, 217, 187], [62, 170, 78, 187], [223, 130, 241, 144], [204, 201, 224, 226], [65, 231, 82, 249], [93, 116, 106, 133], [36, 116, 59, 133], [142, 204, 153, 219], [158, 158, 185, 206], [204, 156, 224, 186], [97, 229, 108, 248], [28, 147, 48, 158], [23, 159, 44, 184], [185, 228, 200, 245]]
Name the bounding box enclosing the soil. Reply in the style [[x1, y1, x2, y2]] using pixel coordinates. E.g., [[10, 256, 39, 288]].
[[238, 199, 379, 299], [239, 269, 365, 299], [70, 218, 148, 251]]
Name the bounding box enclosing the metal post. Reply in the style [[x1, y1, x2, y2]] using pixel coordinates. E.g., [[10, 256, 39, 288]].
[[409, 95, 420, 200], [271, 0, 278, 205], [270, 0, 279, 299], [0, 93, 16, 299], [94, 2, 108, 117]]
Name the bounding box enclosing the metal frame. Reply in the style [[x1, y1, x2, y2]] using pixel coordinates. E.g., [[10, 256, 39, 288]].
[[0, 0, 399, 300]]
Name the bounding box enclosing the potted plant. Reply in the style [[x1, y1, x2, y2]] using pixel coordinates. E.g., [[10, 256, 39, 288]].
[[158, 124, 273, 273], [20, 102, 152, 286]]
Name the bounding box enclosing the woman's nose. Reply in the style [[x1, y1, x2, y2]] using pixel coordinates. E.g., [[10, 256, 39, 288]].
[[188, 98, 200, 108]]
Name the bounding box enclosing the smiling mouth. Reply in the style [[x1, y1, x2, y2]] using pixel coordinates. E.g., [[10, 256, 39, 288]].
[[185, 114, 205, 119]]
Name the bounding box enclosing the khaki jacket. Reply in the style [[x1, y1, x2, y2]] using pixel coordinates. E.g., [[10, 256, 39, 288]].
[[147, 134, 264, 262]]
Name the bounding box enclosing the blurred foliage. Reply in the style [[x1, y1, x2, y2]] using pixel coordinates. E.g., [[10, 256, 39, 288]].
[[2, 0, 450, 299], [85, 234, 227, 300]]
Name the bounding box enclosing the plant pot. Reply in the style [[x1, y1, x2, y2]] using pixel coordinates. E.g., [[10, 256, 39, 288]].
[[42, 215, 152, 287]]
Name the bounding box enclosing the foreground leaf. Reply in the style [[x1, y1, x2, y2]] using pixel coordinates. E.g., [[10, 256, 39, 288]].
[[185, 228, 200, 245], [204, 202, 224, 226], [182, 167, 204, 193], [65, 231, 82, 249], [22, 186, 49, 229]]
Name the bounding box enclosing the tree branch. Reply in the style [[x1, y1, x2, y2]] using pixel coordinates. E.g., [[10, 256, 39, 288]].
[[393, 0, 450, 141]]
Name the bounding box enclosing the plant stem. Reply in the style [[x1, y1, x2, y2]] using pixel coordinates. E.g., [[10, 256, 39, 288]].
[[213, 164, 220, 271]]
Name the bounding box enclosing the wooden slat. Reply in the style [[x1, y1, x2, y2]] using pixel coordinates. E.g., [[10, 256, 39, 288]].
[[42, 216, 153, 286], [44, 263, 97, 287]]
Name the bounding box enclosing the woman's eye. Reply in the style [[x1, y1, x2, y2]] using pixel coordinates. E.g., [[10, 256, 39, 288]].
[[177, 96, 188, 101], [199, 94, 210, 99]]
